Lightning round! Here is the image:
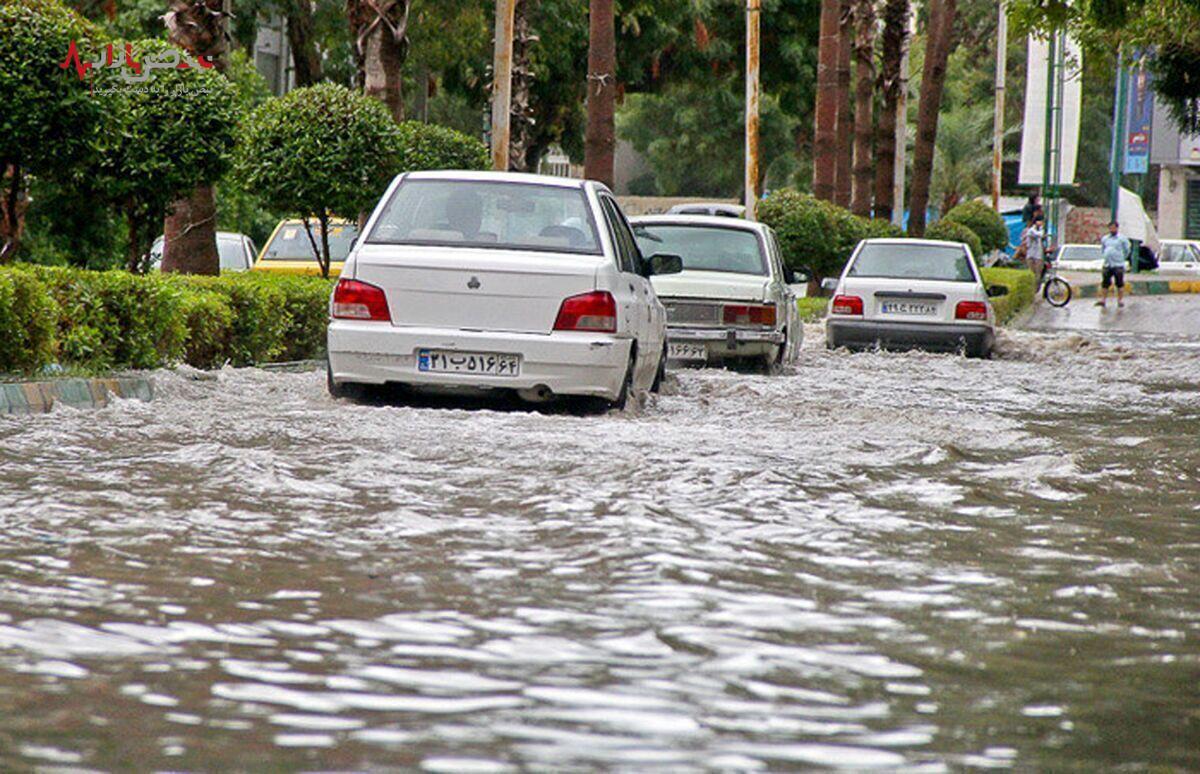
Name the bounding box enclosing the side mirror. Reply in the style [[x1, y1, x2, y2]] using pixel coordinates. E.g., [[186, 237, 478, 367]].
[[986, 284, 1009, 298], [821, 277, 840, 292], [645, 253, 683, 276]]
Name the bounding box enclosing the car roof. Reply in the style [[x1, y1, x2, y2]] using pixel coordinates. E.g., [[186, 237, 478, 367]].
[[1159, 239, 1198, 244], [403, 170, 590, 190], [861, 238, 968, 249], [629, 214, 768, 233], [1058, 243, 1101, 248]]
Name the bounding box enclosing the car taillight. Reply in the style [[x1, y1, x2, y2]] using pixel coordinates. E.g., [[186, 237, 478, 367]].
[[332, 279, 391, 321], [553, 291, 617, 333], [955, 301, 989, 321], [830, 295, 863, 315], [723, 303, 776, 326]]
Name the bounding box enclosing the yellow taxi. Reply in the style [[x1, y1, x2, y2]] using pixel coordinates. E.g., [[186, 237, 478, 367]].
[[252, 218, 359, 277]]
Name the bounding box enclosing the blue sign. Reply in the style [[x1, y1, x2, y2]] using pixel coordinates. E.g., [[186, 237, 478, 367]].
[[1124, 55, 1154, 174]]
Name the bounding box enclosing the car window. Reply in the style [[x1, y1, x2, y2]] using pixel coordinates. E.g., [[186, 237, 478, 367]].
[[262, 223, 358, 262], [599, 196, 640, 274], [632, 224, 766, 276], [848, 243, 977, 282], [217, 237, 248, 270], [1059, 245, 1103, 262], [367, 179, 601, 255]]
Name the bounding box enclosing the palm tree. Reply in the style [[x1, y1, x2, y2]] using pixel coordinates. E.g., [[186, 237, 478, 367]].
[[873, 0, 908, 222], [907, 0, 956, 236], [813, 0, 841, 201], [834, 0, 853, 208], [849, 0, 875, 217], [160, 0, 231, 275], [584, 0, 616, 187], [932, 105, 1016, 214], [348, 0, 410, 121]]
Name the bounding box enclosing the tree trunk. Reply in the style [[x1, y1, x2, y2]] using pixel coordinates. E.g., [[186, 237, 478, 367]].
[[850, 0, 875, 217], [161, 0, 230, 276], [584, 0, 616, 188], [0, 163, 27, 264], [509, 0, 538, 172], [873, 0, 909, 223], [812, 0, 840, 202], [907, 0, 955, 236], [286, 0, 323, 86], [351, 0, 410, 122], [833, 0, 853, 209]]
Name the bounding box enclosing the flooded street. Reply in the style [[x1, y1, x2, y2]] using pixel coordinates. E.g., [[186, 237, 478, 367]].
[[1, 323, 1198, 771]]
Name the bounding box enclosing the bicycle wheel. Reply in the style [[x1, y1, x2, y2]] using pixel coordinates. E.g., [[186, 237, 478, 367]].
[[1044, 277, 1072, 307]]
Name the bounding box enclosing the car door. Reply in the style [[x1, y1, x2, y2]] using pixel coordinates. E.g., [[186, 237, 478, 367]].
[[765, 229, 799, 360], [598, 195, 658, 375]]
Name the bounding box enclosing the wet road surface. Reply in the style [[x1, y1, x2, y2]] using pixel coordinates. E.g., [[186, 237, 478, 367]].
[[1024, 292, 1200, 338], [1, 323, 1198, 770]]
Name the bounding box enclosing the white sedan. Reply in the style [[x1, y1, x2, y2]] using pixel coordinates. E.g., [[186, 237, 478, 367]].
[[326, 171, 679, 408], [629, 215, 803, 372], [824, 238, 1007, 359], [1157, 239, 1200, 272]]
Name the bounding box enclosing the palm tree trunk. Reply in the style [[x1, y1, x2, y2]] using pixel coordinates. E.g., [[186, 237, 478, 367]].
[[509, 0, 538, 171], [907, 0, 955, 236], [286, 0, 323, 86], [161, 0, 230, 276], [850, 0, 875, 217], [833, 0, 853, 209], [812, 0, 841, 201], [0, 163, 26, 264], [873, 0, 908, 222], [351, 0, 410, 122], [584, 0, 616, 188]]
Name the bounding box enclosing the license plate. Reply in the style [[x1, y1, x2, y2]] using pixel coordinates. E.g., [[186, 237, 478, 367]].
[[668, 342, 708, 361], [880, 301, 938, 317], [417, 350, 520, 376]]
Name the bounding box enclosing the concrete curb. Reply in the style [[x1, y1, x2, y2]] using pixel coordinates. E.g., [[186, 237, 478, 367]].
[[1074, 279, 1200, 298], [0, 376, 154, 415]]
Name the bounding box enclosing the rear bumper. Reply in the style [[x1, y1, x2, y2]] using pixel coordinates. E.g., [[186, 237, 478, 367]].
[[826, 319, 993, 354], [327, 321, 630, 400], [667, 325, 783, 358]]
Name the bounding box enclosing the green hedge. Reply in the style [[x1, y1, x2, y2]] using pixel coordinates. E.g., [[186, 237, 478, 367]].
[[925, 220, 984, 259], [942, 201, 1009, 254], [757, 189, 903, 279], [981, 267, 1036, 325], [0, 266, 333, 375]]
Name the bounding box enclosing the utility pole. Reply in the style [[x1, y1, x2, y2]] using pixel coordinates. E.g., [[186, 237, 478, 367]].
[[1109, 48, 1128, 226], [745, 0, 761, 220], [891, 2, 914, 227], [991, 0, 1007, 210], [490, 0, 518, 171]]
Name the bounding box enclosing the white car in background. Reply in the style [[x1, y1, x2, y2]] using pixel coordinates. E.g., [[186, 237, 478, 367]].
[[148, 231, 258, 271], [630, 215, 802, 372], [326, 171, 679, 408], [1053, 244, 1106, 271], [1156, 239, 1200, 272], [824, 238, 1007, 359]]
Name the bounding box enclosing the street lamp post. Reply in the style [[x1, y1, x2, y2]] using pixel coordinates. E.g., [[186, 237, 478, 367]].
[[991, 1, 1007, 210], [745, 0, 761, 220]]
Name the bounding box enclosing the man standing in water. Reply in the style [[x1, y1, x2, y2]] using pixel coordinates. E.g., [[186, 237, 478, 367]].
[[1097, 221, 1131, 308]]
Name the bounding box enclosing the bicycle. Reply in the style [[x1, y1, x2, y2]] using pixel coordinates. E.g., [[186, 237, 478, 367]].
[[1039, 258, 1072, 307]]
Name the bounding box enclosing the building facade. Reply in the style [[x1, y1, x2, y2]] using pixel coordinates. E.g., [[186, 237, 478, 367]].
[[1152, 104, 1200, 239]]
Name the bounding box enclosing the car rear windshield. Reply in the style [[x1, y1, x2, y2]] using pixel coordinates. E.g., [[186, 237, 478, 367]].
[[367, 180, 602, 255], [1058, 245, 1103, 262], [261, 223, 358, 262], [216, 237, 246, 269], [847, 243, 976, 282], [633, 224, 766, 275]]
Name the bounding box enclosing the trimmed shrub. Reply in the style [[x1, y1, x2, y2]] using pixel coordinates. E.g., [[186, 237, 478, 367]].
[[757, 189, 903, 279], [0, 268, 57, 373], [925, 220, 984, 260], [981, 267, 1036, 325], [177, 288, 234, 369], [396, 121, 490, 173], [169, 275, 289, 366], [943, 201, 1009, 253], [251, 274, 331, 362]]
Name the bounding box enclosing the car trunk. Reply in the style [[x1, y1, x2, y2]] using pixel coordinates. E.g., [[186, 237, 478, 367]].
[[352, 244, 601, 334], [839, 277, 979, 324], [651, 271, 769, 326]]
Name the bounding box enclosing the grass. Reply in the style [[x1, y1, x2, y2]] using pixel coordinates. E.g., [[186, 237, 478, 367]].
[[796, 296, 828, 322]]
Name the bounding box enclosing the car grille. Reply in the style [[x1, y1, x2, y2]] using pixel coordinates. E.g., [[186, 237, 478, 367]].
[[664, 302, 722, 324]]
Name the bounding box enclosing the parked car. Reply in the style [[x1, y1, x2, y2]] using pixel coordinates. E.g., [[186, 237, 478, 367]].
[[252, 219, 358, 277], [1156, 239, 1200, 272], [148, 231, 258, 272], [629, 214, 802, 372], [666, 203, 746, 218], [1053, 244, 1105, 271], [824, 238, 1007, 359], [326, 171, 680, 407]]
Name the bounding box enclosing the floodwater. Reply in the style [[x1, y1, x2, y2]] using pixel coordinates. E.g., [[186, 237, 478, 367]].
[[1, 324, 1198, 771]]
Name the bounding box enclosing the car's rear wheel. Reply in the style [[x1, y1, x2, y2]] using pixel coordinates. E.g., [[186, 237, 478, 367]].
[[327, 361, 364, 401], [610, 348, 637, 410], [758, 338, 785, 375], [650, 343, 667, 393]]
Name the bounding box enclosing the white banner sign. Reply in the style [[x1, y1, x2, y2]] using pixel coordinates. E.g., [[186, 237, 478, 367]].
[[1018, 34, 1083, 187]]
